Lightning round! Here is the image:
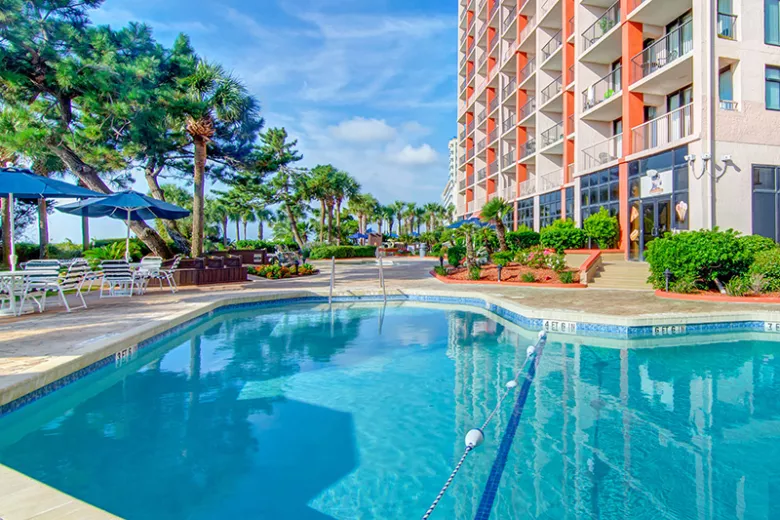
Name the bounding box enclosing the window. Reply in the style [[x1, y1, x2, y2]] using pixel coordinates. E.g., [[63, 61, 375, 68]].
[[767, 0, 780, 45], [767, 66, 780, 110], [565, 187, 574, 221], [718, 0, 736, 39], [539, 191, 562, 229], [719, 66, 734, 104], [517, 197, 534, 230], [752, 165, 780, 241], [580, 166, 620, 247]]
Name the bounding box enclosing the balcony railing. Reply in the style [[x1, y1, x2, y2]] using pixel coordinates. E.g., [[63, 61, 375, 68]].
[[477, 53, 486, 69], [467, 120, 475, 134], [489, 0, 499, 20], [519, 57, 535, 84], [519, 97, 536, 120], [489, 33, 498, 50], [489, 96, 499, 113], [540, 169, 563, 192], [503, 185, 516, 201], [502, 5, 517, 32], [568, 163, 574, 180], [632, 103, 693, 154], [520, 138, 536, 158], [488, 160, 498, 175], [582, 1, 620, 52], [541, 75, 563, 103], [467, 41, 475, 56], [477, 167, 487, 181], [488, 128, 498, 143], [502, 113, 516, 133], [467, 147, 475, 159], [477, 138, 486, 152], [504, 40, 518, 63], [467, 173, 475, 185], [466, 201, 474, 213], [467, 68, 475, 82], [519, 16, 535, 43], [632, 21, 693, 82], [519, 176, 536, 196], [459, 154, 466, 165], [719, 100, 738, 111], [477, 110, 487, 124], [541, 0, 558, 18], [567, 114, 574, 135], [541, 122, 563, 147], [581, 133, 622, 171], [502, 149, 515, 168], [582, 66, 621, 111], [459, 179, 467, 190], [460, 31, 468, 46], [542, 31, 562, 61], [502, 76, 517, 98], [567, 64, 574, 85], [478, 23, 488, 41], [718, 13, 737, 39]]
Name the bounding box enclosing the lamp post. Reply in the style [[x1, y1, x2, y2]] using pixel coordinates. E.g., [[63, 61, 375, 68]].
[[664, 269, 672, 292], [439, 255, 444, 268], [497, 264, 503, 283]]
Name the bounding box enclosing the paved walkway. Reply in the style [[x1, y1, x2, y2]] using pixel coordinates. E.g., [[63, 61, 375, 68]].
[[3, 258, 780, 519]]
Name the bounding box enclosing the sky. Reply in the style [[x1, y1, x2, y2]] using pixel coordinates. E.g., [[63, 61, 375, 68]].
[[45, 0, 458, 243]]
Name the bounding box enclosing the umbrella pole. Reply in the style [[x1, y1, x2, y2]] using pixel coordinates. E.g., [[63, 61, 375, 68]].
[[8, 193, 15, 271], [125, 208, 131, 263]]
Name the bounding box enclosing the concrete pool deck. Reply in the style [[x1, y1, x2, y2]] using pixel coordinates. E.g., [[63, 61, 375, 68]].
[[3, 258, 780, 519]]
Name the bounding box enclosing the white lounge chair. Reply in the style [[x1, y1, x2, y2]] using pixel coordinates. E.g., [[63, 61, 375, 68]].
[[18, 260, 89, 313], [100, 260, 136, 297], [135, 256, 164, 294], [156, 254, 182, 293]]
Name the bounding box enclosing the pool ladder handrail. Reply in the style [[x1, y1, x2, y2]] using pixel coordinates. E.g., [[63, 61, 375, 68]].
[[378, 254, 387, 302], [329, 256, 335, 305]]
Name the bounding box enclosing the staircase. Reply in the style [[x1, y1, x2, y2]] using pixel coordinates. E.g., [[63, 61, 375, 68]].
[[588, 253, 653, 290]]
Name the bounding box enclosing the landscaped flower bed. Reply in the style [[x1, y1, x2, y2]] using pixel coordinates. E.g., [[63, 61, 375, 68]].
[[248, 263, 318, 280], [442, 263, 580, 284]]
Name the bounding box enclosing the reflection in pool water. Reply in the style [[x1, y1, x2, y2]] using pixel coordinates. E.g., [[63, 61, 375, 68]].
[[0, 303, 779, 519]]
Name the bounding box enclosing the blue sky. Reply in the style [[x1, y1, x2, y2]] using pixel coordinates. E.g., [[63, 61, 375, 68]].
[[46, 0, 458, 243]]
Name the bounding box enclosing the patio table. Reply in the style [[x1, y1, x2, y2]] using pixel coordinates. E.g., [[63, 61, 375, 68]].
[[0, 269, 57, 317]]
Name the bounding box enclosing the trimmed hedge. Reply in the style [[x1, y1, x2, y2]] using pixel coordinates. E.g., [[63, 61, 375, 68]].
[[505, 230, 540, 251], [749, 248, 780, 291], [583, 208, 619, 249], [308, 245, 377, 259], [540, 219, 586, 252]]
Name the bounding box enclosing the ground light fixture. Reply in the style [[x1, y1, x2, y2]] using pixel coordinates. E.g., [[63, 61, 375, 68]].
[[497, 264, 503, 282], [664, 269, 672, 292], [439, 255, 444, 268]]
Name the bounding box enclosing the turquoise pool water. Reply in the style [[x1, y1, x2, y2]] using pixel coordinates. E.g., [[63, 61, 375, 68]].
[[1, 303, 779, 519]]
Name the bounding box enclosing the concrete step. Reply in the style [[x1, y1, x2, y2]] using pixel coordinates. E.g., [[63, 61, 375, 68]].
[[588, 257, 652, 290]]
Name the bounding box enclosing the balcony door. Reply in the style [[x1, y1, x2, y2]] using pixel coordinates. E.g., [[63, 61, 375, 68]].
[[667, 85, 692, 142], [666, 11, 693, 61], [640, 198, 672, 260]]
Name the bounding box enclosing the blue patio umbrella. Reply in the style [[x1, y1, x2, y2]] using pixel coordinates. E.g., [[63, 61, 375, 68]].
[[348, 232, 368, 240], [0, 167, 103, 269], [388, 233, 399, 239], [447, 217, 483, 229], [57, 190, 190, 261]]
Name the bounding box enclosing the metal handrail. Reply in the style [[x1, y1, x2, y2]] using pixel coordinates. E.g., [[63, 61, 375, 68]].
[[328, 256, 335, 305], [582, 0, 620, 51], [541, 75, 563, 103], [519, 97, 536, 120], [542, 30, 562, 61], [519, 57, 536, 84], [717, 12, 737, 39], [378, 255, 387, 302], [582, 65, 621, 111], [541, 122, 563, 147], [631, 21, 693, 82], [502, 5, 517, 32]]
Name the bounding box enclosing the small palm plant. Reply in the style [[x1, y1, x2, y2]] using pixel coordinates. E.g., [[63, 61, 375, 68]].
[[455, 222, 480, 269], [480, 197, 513, 252]]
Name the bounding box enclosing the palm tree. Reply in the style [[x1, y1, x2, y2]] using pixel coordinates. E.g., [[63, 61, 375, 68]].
[[240, 206, 256, 242], [375, 204, 386, 234], [480, 197, 513, 252], [382, 205, 396, 236], [415, 206, 426, 234], [390, 201, 405, 236], [182, 60, 255, 257], [423, 202, 438, 232], [456, 223, 479, 269], [404, 202, 418, 236], [255, 207, 274, 240], [308, 164, 337, 242], [333, 171, 360, 244], [211, 197, 231, 246], [262, 128, 308, 249]]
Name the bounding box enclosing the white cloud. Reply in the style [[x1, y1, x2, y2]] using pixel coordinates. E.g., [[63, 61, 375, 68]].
[[90, 6, 215, 34], [329, 117, 396, 142], [391, 144, 438, 166]]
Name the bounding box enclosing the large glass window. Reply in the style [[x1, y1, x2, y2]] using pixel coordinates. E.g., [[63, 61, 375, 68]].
[[581, 166, 620, 248], [767, 0, 780, 45], [565, 187, 574, 221], [539, 191, 562, 229], [719, 67, 733, 103], [517, 197, 534, 230], [767, 66, 780, 110], [753, 165, 780, 241]]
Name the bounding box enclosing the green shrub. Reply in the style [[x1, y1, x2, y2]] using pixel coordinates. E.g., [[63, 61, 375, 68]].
[[434, 265, 448, 276], [506, 230, 540, 251], [92, 238, 150, 257], [521, 272, 536, 283], [583, 208, 619, 249], [84, 242, 142, 265], [468, 266, 481, 280], [540, 219, 586, 252], [234, 239, 277, 251], [749, 248, 780, 291], [308, 245, 376, 260], [559, 270, 574, 284], [516, 245, 565, 271], [739, 235, 777, 258], [13, 243, 39, 264], [545, 252, 567, 272], [48, 240, 83, 260], [431, 243, 444, 256], [492, 251, 514, 267], [669, 275, 700, 294], [645, 229, 752, 290], [725, 275, 752, 297], [448, 245, 466, 267]]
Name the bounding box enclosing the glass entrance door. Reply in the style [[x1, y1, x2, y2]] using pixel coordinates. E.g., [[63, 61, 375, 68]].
[[639, 198, 671, 260]]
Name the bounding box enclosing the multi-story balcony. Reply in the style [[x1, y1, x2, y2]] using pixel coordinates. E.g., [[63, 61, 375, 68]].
[[488, 160, 498, 176], [718, 12, 737, 39], [477, 167, 487, 182], [541, 122, 564, 148], [467, 147, 475, 160], [477, 110, 487, 124], [489, 96, 500, 114], [540, 169, 563, 192], [489, 32, 498, 51], [518, 16, 535, 52], [467, 173, 475, 185], [540, 0, 561, 21], [631, 103, 693, 154], [502, 149, 515, 169], [631, 21, 692, 92], [541, 75, 563, 105], [519, 97, 536, 123], [489, 0, 499, 20], [518, 58, 536, 87], [502, 76, 517, 98], [541, 31, 562, 63], [519, 138, 536, 159], [628, 0, 692, 26], [502, 5, 517, 34], [477, 137, 486, 152], [459, 178, 467, 190], [519, 176, 536, 197], [488, 128, 498, 144], [502, 113, 516, 133], [467, 68, 475, 82], [582, 65, 622, 119], [459, 153, 466, 165], [582, 1, 621, 53], [581, 133, 622, 171], [466, 200, 474, 213], [502, 185, 516, 201], [466, 120, 475, 134]]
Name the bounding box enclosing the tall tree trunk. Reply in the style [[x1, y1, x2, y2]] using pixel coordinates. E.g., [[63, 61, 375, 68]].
[[496, 221, 508, 252], [1, 196, 10, 266], [243, 219, 248, 242], [77, 179, 90, 251], [191, 136, 208, 258], [144, 162, 190, 253], [222, 218, 228, 246], [47, 141, 172, 258], [286, 206, 305, 250], [38, 199, 48, 258], [326, 202, 334, 243], [466, 234, 475, 269], [319, 200, 326, 242], [335, 199, 343, 245], [258, 220, 264, 240], [235, 219, 240, 243]]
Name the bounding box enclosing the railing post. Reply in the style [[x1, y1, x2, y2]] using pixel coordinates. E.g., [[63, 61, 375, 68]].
[[328, 256, 335, 305]]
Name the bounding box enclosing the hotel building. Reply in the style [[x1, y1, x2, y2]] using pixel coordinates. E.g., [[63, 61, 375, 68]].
[[455, 0, 780, 260], [442, 137, 460, 210]]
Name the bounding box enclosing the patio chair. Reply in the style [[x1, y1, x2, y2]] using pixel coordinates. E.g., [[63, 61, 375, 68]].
[[71, 258, 104, 293], [100, 260, 136, 298], [135, 256, 164, 294], [155, 254, 182, 293], [18, 260, 89, 314], [22, 259, 61, 270]]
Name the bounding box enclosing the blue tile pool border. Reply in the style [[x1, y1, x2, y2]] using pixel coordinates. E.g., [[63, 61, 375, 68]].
[[0, 293, 774, 418]]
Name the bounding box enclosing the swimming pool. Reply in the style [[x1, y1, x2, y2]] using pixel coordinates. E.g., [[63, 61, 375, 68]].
[[1, 302, 779, 519]]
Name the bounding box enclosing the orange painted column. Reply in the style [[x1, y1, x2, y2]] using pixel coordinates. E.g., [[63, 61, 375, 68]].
[[619, 13, 645, 255]]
